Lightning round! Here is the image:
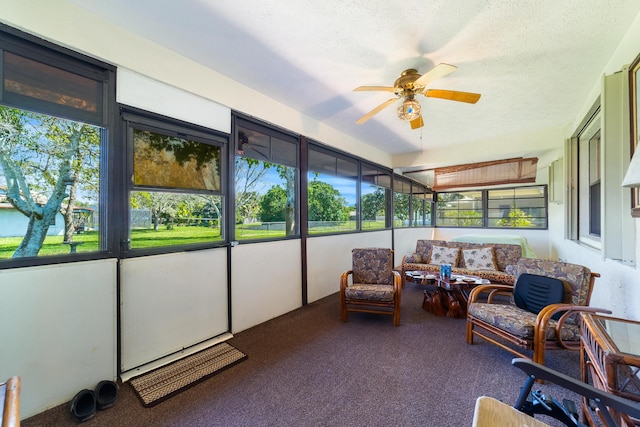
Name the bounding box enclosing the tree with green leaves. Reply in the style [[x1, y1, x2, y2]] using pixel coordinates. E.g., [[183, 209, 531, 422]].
[[260, 185, 286, 222], [361, 187, 385, 221], [496, 208, 533, 227], [308, 178, 349, 222], [130, 191, 179, 230], [235, 157, 270, 226], [0, 106, 100, 257]]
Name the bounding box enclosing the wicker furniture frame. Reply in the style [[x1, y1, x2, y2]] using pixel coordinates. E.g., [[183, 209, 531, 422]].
[[340, 248, 402, 326], [581, 313, 640, 426], [466, 258, 608, 366]]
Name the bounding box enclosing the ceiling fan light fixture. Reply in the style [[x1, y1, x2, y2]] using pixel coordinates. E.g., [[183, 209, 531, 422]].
[[397, 98, 421, 121]]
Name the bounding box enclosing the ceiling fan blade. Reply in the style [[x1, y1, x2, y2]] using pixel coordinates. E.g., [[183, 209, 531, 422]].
[[356, 97, 398, 124], [353, 86, 396, 92], [413, 63, 457, 88], [424, 89, 481, 104], [410, 116, 424, 129]]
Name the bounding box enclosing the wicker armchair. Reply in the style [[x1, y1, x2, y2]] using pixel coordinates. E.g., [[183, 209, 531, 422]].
[[340, 248, 402, 326], [465, 258, 610, 366]]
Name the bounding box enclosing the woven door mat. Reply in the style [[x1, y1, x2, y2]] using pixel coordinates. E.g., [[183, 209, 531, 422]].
[[129, 342, 247, 407]]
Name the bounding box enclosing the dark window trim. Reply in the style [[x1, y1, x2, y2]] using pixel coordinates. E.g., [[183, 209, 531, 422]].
[[0, 24, 117, 270], [121, 107, 229, 258], [232, 113, 301, 242], [436, 184, 549, 230]]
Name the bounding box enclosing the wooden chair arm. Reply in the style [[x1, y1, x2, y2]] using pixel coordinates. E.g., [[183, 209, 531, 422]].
[[535, 304, 612, 350], [340, 270, 353, 292], [1, 376, 20, 427], [392, 271, 402, 294], [468, 284, 514, 304]]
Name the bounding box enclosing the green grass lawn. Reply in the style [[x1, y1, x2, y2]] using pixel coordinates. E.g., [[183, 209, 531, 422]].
[[0, 221, 388, 258]]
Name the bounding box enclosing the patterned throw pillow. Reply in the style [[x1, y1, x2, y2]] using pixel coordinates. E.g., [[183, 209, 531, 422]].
[[430, 246, 460, 266], [462, 247, 498, 271]]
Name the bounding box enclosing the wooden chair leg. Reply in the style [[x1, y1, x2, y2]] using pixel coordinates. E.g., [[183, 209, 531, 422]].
[[393, 307, 400, 326], [340, 295, 348, 322], [466, 319, 474, 344]]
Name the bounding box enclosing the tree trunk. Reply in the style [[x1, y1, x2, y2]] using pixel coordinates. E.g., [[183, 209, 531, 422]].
[[13, 209, 56, 258], [284, 168, 296, 236], [63, 181, 78, 242]]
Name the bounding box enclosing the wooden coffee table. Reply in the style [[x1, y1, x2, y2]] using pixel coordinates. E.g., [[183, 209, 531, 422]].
[[422, 274, 487, 319]]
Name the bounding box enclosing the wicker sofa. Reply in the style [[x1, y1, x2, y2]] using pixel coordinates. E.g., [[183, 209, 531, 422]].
[[401, 239, 522, 286]]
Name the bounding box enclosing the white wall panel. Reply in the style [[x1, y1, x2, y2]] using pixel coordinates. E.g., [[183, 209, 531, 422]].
[[117, 69, 231, 133], [120, 249, 228, 372], [0, 260, 117, 418], [306, 231, 392, 303], [393, 228, 435, 266], [231, 240, 302, 333]]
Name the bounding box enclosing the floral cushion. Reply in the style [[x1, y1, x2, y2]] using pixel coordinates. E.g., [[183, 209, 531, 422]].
[[430, 246, 460, 266], [415, 240, 447, 262], [468, 303, 581, 341], [404, 253, 422, 263], [490, 244, 523, 272], [463, 247, 498, 271], [344, 284, 395, 302], [352, 248, 394, 284]]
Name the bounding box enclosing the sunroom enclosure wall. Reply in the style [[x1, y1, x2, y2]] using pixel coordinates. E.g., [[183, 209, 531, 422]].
[[1, 1, 640, 421]]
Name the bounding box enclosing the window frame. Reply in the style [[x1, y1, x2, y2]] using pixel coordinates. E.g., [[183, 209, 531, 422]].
[[436, 185, 548, 229], [121, 109, 228, 258], [233, 115, 300, 243], [0, 24, 116, 269], [360, 162, 392, 231], [306, 142, 359, 236]]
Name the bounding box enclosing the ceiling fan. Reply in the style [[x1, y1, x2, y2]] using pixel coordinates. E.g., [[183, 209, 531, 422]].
[[353, 63, 481, 129]]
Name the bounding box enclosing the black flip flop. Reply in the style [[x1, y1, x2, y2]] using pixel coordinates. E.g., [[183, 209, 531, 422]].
[[70, 389, 96, 423], [95, 380, 119, 410]]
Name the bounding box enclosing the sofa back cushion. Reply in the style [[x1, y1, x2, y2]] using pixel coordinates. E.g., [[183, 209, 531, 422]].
[[429, 245, 461, 266], [462, 247, 498, 271], [513, 273, 565, 319], [415, 240, 447, 262], [352, 248, 394, 285], [447, 241, 483, 267], [487, 243, 522, 272]]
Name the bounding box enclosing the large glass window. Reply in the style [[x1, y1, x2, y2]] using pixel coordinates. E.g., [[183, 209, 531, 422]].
[[437, 186, 548, 228], [487, 187, 547, 228], [393, 177, 411, 227], [0, 34, 111, 262], [125, 116, 225, 251], [308, 145, 357, 234], [573, 109, 602, 247], [360, 163, 391, 230], [411, 184, 434, 226], [437, 190, 483, 227], [235, 120, 298, 240]]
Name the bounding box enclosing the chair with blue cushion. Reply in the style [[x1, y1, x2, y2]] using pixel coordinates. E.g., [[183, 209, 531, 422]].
[[465, 258, 610, 366], [340, 248, 402, 326]]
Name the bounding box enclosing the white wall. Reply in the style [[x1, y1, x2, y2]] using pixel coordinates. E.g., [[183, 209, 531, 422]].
[[393, 227, 435, 265], [307, 230, 392, 303], [120, 250, 229, 372], [0, 260, 117, 418], [231, 239, 302, 332], [546, 11, 640, 321]]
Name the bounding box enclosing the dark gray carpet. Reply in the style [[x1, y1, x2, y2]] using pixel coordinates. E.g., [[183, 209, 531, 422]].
[[23, 283, 581, 426]]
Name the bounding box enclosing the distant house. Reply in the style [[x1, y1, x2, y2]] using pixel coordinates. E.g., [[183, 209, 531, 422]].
[[0, 186, 66, 238]]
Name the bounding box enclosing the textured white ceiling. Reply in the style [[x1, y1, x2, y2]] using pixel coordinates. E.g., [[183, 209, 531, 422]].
[[72, 0, 640, 172]]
